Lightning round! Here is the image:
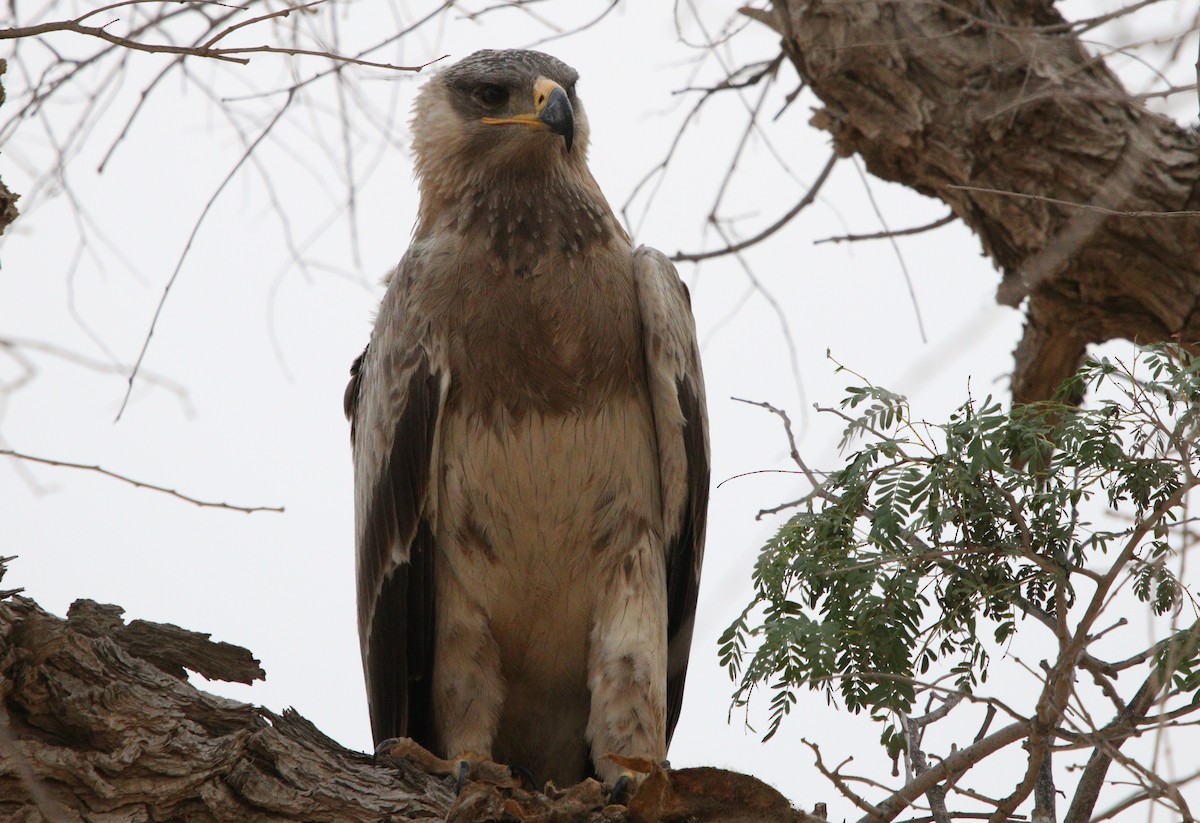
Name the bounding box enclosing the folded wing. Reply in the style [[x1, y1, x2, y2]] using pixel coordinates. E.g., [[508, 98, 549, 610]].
[[346, 252, 448, 748], [632, 246, 710, 745]]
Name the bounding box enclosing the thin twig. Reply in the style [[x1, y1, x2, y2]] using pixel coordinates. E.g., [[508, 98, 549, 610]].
[[803, 739, 884, 819], [1063, 621, 1200, 823], [0, 19, 250, 63], [74, 0, 246, 24], [1, 449, 284, 513], [731, 397, 808, 475], [0, 336, 193, 412], [115, 90, 296, 420], [201, 0, 327, 47], [863, 721, 1030, 823], [814, 213, 956, 246], [0, 16, 441, 74], [852, 157, 927, 343], [671, 151, 837, 262], [1092, 767, 1200, 822], [0, 17, 440, 72], [947, 183, 1200, 218]]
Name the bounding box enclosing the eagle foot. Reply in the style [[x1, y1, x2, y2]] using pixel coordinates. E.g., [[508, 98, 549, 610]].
[[374, 736, 447, 773], [604, 755, 671, 807], [373, 738, 513, 792], [449, 750, 517, 794]]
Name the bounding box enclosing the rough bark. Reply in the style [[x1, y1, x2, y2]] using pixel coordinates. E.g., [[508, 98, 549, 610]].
[[0, 573, 816, 821], [752, 0, 1200, 403], [0, 591, 459, 821]]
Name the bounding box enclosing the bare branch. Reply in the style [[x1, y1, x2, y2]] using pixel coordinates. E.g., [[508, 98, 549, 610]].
[[850, 157, 927, 343], [1064, 621, 1200, 823], [1092, 767, 1200, 822], [115, 90, 296, 420], [201, 0, 327, 47], [945, 183, 1200, 219], [756, 496, 807, 519], [73, 0, 246, 24], [0, 449, 285, 513], [802, 739, 884, 819], [909, 692, 965, 730], [813, 213, 956, 246], [973, 706, 997, 745], [899, 710, 952, 823], [671, 151, 836, 262], [0, 9, 440, 72], [526, 0, 619, 48], [731, 397, 805, 475], [0, 336, 193, 412], [1031, 754, 1055, 823], [861, 722, 1029, 823], [986, 721, 1048, 822], [0, 19, 250, 63]]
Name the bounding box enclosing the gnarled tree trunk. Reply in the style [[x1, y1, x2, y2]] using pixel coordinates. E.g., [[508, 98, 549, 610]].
[[751, 0, 1200, 403], [0, 593, 459, 821], [0, 568, 814, 822]]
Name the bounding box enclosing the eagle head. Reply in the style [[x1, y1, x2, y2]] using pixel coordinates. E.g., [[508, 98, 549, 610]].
[[412, 49, 588, 183]]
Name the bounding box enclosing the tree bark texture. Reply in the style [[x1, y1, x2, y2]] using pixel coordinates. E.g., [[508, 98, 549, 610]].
[[0, 585, 815, 822], [753, 0, 1200, 403], [0, 593, 460, 822]]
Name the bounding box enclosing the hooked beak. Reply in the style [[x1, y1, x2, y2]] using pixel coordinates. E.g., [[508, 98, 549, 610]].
[[535, 80, 574, 153]]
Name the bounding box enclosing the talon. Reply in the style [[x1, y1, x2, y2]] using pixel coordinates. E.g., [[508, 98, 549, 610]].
[[508, 762, 538, 790], [608, 773, 633, 806], [455, 759, 471, 793], [373, 736, 412, 763]]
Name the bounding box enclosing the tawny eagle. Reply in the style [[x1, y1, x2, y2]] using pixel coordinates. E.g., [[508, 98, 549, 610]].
[[344, 49, 709, 789]]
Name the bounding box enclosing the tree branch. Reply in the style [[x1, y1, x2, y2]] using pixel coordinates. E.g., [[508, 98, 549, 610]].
[[0, 563, 819, 821], [860, 721, 1029, 823], [803, 739, 883, 819], [671, 151, 837, 262], [813, 213, 956, 246], [0, 11, 439, 73], [0, 449, 284, 513], [756, 0, 1200, 404], [1063, 621, 1200, 823]]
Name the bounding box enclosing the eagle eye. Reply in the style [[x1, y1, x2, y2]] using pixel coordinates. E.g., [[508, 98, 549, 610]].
[[475, 84, 509, 107]]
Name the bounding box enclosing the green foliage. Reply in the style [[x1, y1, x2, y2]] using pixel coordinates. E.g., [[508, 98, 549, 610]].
[[722, 346, 1200, 743]]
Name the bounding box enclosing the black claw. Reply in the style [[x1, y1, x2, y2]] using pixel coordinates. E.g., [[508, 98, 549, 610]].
[[609, 774, 632, 806], [508, 762, 538, 790], [372, 737, 398, 764], [454, 759, 471, 794]]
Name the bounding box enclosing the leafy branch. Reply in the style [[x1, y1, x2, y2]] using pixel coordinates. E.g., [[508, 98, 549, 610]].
[[724, 345, 1200, 822]]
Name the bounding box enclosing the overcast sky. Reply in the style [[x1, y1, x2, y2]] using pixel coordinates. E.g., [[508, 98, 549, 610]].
[[3, 1, 1198, 818]]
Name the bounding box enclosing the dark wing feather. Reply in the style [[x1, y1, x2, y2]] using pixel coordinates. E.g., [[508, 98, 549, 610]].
[[346, 252, 447, 749], [632, 247, 710, 749], [665, 376, 709, 741]]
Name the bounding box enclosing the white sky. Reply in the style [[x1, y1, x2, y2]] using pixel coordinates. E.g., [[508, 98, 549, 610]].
[[3, 1, 1198, 819]]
